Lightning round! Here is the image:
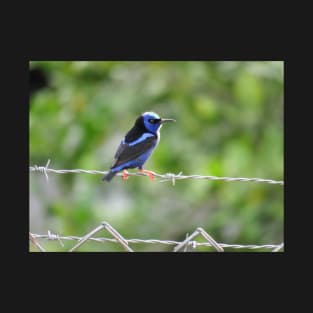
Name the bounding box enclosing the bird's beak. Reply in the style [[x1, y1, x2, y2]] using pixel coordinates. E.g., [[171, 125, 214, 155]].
[[160, 118, 176, 123]]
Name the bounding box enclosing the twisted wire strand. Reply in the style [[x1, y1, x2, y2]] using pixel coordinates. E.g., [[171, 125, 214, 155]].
[[30, 232, 283, 251], [29, 160, 284, 185]]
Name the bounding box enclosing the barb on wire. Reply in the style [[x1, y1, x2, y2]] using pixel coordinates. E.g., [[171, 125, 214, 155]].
[[174, 227, 224, 252], [29, 161, 284, 185], [47, 230, 64, 247]]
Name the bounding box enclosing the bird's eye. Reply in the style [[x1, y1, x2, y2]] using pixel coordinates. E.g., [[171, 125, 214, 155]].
[[149, 119, 157, 124]]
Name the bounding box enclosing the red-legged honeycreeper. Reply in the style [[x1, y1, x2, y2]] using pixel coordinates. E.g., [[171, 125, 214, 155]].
[[103, 112, 175, 182]]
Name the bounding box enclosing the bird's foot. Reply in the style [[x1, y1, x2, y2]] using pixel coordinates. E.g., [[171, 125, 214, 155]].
[[122, 170, 129, 180], [139, 169, 155, 181]]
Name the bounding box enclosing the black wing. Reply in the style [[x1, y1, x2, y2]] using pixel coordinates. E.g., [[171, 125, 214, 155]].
[[111, 134, 157, 168]]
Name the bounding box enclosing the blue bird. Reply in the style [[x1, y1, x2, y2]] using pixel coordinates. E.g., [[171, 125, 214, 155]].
[[103, 112, 175, 182]]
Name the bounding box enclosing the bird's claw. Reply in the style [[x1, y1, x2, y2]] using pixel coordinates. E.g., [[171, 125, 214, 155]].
[[139, 169, 155, 181], [122, 170, 129, 180]]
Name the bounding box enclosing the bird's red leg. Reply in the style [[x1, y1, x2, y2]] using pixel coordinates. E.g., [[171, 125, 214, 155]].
[[139, 169, 155, 181], [122, 170, 129, 180]]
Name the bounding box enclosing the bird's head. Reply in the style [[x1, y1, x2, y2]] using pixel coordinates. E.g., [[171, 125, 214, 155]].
[[142, 112, 175, 133]]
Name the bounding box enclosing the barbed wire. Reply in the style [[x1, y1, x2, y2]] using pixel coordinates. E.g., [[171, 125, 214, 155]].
[[30, 161, 283, 252], [29, 160, 284, 186], [29, 222, 284, 252]]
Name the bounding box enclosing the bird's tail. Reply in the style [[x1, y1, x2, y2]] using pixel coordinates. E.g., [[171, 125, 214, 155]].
[[102, 170, 117, 182]]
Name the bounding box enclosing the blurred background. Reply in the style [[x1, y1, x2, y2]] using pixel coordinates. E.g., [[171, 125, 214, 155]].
[[29, 61, 284, 252]]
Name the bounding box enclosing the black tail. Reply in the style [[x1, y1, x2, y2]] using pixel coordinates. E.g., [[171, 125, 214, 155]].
[[102, 170, 117, 182]]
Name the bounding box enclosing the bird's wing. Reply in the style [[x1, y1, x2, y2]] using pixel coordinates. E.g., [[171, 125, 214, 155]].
[[111, 133, 157, 168]]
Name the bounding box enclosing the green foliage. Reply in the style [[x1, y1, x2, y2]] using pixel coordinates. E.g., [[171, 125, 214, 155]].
[[29, 61, 284, 252]]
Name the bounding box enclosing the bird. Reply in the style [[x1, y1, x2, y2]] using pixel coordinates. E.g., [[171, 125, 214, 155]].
[[103, 112, 175, 182]]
